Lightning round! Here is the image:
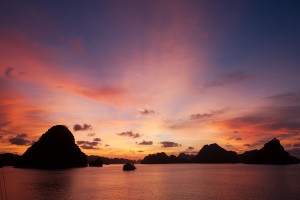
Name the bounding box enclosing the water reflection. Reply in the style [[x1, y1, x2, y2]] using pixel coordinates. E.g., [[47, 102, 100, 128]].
[[3, 165, 300, 200], [32, 171, 72, 200]]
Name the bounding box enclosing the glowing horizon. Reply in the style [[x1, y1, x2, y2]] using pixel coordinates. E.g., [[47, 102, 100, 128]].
[[1, 0, 300, 159]]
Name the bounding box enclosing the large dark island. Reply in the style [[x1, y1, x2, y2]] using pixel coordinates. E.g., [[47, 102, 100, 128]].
[[245, 138, 299, 165], [15, 125, 87, 169]]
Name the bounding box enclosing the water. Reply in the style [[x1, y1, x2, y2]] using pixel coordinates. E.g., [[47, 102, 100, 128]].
[[1, 164, 300, 200]]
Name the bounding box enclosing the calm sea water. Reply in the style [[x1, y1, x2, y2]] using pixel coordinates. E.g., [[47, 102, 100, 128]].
[[1, 164, 300, 200]]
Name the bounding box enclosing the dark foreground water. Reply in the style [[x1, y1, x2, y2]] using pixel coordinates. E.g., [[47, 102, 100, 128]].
[[1, 164, 300, 200]]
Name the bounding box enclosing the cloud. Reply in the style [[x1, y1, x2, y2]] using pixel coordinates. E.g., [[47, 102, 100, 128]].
[[186, 146, 194, 151], [77, 140, 99, 149], [243, 144, 251, 147], [169, 108, 227, 130], [75, 86, 135, 107], [160, 141, 181, 148], [116, 131, 141, 138], [137, 140, 153, 145], [201, 71, 250, 91], [17, 133, 27, 138], [292, 143, 300, 147], [277, 132, 299, 140], [105, 144, 110, 147], [77, 141, 98, 146], [138, 108, 155, 115], [8, 133, 32, 145], [190, 109, 226, 120], [228, 136, 243, 140], [87, 133, 96, 137], [80, 144, 97, 149], [137, 150, 144, 152], [93, 138, 101, 142], [225, 144, 233, 148], [218, 106, 300, 133], [266, 91, 300, 104], [4, 67, 14, 78], [73, 124, 92, 131], [0, 129, 18, 134]]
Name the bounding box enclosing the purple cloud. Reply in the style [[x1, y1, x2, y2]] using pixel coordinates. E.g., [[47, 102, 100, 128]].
[[77, 140, 99, 149], [117, 131, 141, 138], [8, 133, 31, 145], [93, 138, 101, 142], [160, 141, 181, 148], [137, 140, 153, 145], [73, 124, 93, 131], [139, 108, 155, 115]]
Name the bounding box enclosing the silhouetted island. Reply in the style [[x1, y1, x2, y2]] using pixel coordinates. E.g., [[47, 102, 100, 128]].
[[238, 149, 259, 163], [141, 139, 299, 165], [0, 153, 20, 166], [141, 152, 192, 164], [89, 158, 103, 167], [87, 155, 137, 165], [15, 125, 87, 169], [193, 143, 238, 163], [178, 152, 195, 161], [245, 138, 299, 165]]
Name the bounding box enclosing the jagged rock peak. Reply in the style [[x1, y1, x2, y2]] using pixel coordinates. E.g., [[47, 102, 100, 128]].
[[245, 138, 299, 165], [14, 125, 87, 169]]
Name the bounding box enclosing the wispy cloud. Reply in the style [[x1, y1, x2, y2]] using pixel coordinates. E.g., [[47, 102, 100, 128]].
[[160, 141, 181, 148], [201, 71, 250, 92], [4, 67, 14, 78], [93, 138, 101, 142], [77, 140, 99, 149], [137, 140, 153, 145], [189, 109, 226, 120], [218, 106, 300, 133], [169, 109, 228, 130], [186, 146, 194, 151], [228, 136, 243, 141], [87, 133, 96, 137], [243, 144, 252, 147], [117, 131, 141, 138], [73, 124, 93, 132], [266, 91, 300, 104], [138, 108, 155, 116], [8, 133, 32, 145]]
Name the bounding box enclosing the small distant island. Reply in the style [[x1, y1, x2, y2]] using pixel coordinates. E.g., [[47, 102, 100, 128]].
[[0, 125, 299, 168]]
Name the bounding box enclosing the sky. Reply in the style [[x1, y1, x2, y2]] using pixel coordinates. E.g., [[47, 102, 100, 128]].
[[1, 0, 300, 159]]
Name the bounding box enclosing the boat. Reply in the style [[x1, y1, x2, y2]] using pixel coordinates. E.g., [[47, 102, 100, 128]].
[[123, 162, 136, 171]]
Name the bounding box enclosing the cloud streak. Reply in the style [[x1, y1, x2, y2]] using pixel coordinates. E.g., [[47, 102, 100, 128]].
[[77, 140, 99, 149], [160, 141, 181, 148], [117, 131, 141, 138], [137, 140, 153, 145], [73, 124, 93, 132], [201, 71, 250, 92], [138, 108, 155, 116], [8, 134, 32, 145], [4, 67, 14, 78], [169, 109, 227, 130]]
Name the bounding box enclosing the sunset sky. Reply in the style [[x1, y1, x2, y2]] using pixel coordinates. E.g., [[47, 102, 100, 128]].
[[1, 0, 300, 159]]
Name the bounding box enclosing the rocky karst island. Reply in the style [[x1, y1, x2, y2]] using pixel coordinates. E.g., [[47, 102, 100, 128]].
[[15, 125, 87, 169]]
